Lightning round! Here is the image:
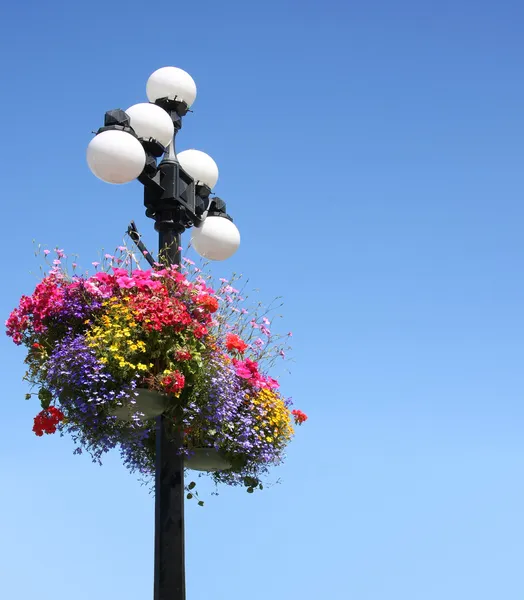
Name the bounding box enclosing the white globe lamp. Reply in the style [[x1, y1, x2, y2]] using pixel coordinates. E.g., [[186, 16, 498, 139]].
[[177, 149, 219, 189], [191, 216, 240, 261], [146, 67, 197, 108], [86, 130, 146, 184], [125, 103, 174, 147]]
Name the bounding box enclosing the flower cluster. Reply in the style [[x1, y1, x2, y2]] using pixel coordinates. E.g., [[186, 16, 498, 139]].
[[7, 246, 306, 493], [161, 370, 186, 396], [33, 406, 64, 436], [292, 409, 308, 425]]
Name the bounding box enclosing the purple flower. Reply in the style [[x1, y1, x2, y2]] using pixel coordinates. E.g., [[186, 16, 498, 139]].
[[44, 334, 139, 465], [181, 354, 286, 487]]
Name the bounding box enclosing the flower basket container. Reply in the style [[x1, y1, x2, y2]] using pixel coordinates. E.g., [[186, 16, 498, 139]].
[[185, 448, 232, 472], [111, 388, 167, 421]]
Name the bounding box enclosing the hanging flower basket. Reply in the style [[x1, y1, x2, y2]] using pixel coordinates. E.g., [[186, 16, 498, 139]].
[[111, 388, 167, 421], [185, 448, 232, 472], [6, 246, 307, 495]]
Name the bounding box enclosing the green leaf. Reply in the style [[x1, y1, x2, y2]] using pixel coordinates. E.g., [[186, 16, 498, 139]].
[[188, 481, 196, 490], [25, 394, 32, 401], [258, 484, 264, 490], [38, 388, 52, 409], [186, 493, 193, 500], [247, 487, 254, 494], [198, 501, 204, 507]]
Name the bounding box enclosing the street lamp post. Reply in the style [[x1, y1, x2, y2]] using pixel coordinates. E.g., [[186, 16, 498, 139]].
[[86, 66, 241, 600]]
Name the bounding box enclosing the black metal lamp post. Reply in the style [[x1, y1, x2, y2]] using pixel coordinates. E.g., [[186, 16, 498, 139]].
[[86, 66, 241, 600]]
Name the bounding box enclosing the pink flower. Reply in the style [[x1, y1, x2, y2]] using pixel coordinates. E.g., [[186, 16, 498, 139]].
[[234, 361, 253, 379], [92, 261, 100, 268], [116, 276, 135, 289], [232, 358, 267, 388], [260, 325, 271, 337], [264, 376, 279, 390], [93, 272, 114, 284], [262, 317, 270, 326], [43, 250, 50, 256], [250, 320, 259, 329], [224, 285, 239, 294], [104, 253, 114, 260]]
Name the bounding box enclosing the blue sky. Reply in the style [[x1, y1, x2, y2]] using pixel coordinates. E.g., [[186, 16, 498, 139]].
[[1, 0, 524, 598]]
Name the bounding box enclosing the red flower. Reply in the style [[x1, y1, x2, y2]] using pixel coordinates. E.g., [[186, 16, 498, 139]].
[[175, 349, 192, 361], [32, 407, 65, 437], [32, 343, 41, 349], [226, 334, 248, 354], [161, 370, 186, 396], [292, 409, 308, 425], [197, 295, 219, 313], [193, 324, 208, 339], [48, 406, 64, 420], [129, 292, 193, 332]]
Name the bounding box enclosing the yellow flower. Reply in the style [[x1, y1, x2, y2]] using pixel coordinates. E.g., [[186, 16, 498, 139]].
[[249, 388, 294, 443]]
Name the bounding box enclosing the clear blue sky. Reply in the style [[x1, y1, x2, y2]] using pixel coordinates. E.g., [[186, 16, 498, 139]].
[[1, 0, 524, 598]]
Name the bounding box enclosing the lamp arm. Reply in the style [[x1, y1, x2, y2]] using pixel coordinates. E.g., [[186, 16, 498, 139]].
[[126, 221, 156, 267]]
